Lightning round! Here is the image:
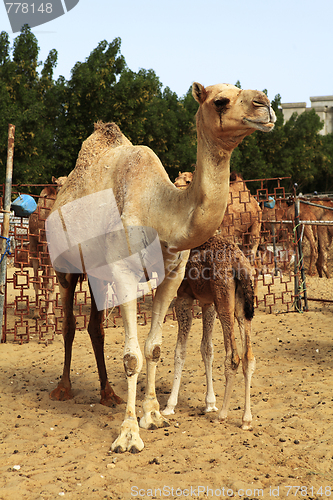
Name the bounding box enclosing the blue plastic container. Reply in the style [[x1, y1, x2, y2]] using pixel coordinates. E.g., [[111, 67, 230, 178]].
[[264, 196, 276, 209], [11, 194, 37, 218]]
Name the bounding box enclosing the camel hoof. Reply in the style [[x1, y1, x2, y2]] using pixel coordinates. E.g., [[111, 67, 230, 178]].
[[112, 446, 122, 454], [211, 417, 224, 424], [241, 421, 252, 430], [205, 404, 218, 413], [129, 446, 141, 454], [49, 384, 73, 401], [140, 410, 169, 430], [161, 406, 175, 416], [100, 389, 124, 407], [111, 419, 144, 454]]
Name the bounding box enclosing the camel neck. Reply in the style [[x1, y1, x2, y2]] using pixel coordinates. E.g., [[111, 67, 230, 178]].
[[164, 128, 232, 252]]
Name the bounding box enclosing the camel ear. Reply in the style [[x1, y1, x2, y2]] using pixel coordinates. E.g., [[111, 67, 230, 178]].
[[192, 82, 207, 104], [51, 176, 56, 183]]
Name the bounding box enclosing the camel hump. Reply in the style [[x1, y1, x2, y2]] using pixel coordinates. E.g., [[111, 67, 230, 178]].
[[72, 122, 132, 176], [94, 121, 133, 148]]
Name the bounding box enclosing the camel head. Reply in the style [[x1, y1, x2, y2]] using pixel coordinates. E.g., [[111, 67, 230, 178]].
[[52, 175, 68, 193], [230, 171, 244, 183], [174, 171, 193, 189], [193, 83, 276, 150]]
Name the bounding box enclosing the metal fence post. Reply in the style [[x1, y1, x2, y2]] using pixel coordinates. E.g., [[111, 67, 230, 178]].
[[294, 196, 308, 312], [0, 124, 15, 342]]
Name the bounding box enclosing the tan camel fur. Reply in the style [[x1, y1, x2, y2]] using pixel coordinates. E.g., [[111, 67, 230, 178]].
[[29, 176, 67, 323], [162, 236, 255, 430], [48, 82, 275, 453]]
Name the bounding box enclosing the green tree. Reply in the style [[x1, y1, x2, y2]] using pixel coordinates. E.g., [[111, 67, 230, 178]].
[[1, 29, 332, 194], [142, 85, 198, 179], [111, 67, 162, 144], [318, 133, 333, 192], [54, 38, 126, 174], [0, 25, 62, 185]]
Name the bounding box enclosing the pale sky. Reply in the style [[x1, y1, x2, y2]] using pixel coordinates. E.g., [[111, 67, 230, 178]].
[[2, 0, 333, 106]]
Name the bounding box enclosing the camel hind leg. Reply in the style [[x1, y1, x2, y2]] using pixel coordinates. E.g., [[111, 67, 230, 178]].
[[215, 282, 240, 424], [200, 303, 218, 412], [234, 279, 256, 430], [50, 273, 79, 401], [305, 225, 318, 276]]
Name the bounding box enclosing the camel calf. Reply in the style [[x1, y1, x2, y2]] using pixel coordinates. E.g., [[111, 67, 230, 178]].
[[163, 236, 255, 430]]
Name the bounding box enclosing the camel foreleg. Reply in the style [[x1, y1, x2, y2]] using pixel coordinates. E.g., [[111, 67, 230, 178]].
[[140, 260, 187, 430], [87, 280, 123, 407], [111, 299, 144, 453]]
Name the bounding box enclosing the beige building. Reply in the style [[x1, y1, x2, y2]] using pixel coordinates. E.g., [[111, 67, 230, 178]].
[[281, 96, 333, 135]]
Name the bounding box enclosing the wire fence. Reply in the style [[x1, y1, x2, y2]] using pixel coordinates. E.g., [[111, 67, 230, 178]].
[[2, 178, 331, 343]]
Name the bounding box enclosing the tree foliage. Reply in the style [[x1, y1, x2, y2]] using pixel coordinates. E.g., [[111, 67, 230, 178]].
[[0, 26, 61, 184], [0, 26, 333, 193]]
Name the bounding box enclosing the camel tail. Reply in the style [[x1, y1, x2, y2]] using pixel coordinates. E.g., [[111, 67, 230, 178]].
[[236, 270, 255, 321]]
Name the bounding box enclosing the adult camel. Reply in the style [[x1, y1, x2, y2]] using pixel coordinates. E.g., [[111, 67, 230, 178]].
[[47, 82, 276, 453]]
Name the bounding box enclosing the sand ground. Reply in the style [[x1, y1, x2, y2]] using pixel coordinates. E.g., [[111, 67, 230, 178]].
[[0, 273, 333, 500]]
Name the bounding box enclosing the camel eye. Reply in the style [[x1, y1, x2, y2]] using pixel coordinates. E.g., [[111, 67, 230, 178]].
[[214, 98, 230, 110]]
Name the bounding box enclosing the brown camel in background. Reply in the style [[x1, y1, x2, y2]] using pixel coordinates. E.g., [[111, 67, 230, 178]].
[[220, 172, 262, 265], [284, 198, 333, 276], [312, 198, 333, 278], [28, 176, 67, 323], [174, 171, 193, 189]]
